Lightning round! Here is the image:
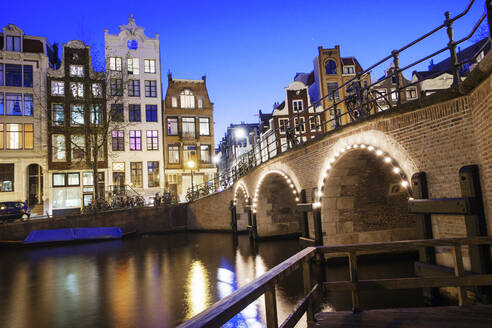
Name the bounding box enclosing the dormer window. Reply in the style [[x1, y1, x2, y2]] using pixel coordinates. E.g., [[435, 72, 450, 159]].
[[343, 66, 355, 75], [180, 89, 194, 108], [6, 36, 21, 52], [70, 65, 84, 77]]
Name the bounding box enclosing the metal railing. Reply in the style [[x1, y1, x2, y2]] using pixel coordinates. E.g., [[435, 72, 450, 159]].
[[177, 236, 492, 328], [187, 0, 491, 201]]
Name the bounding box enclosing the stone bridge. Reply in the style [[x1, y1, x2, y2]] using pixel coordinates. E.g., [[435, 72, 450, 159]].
[[188, 54, 492, 269]]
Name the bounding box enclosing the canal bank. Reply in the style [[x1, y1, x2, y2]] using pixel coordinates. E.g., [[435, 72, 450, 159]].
[[0, 205, 188, 241]]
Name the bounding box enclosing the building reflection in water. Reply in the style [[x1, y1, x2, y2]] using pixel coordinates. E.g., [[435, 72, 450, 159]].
[[108, 257, 136, 327], [185, 260, 211, 319]]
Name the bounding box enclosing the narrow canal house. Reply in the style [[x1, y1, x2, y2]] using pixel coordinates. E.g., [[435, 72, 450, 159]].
[[0, 24, 57, 216], [163, 74, 216, 201], [47, 40, 107, 215], [104, 15, 165, 202]]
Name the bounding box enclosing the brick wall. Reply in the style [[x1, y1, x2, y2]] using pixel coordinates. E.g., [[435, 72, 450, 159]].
[[187, 188, 234, 231]]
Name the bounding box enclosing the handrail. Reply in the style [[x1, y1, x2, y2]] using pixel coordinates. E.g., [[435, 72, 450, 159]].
[[190, 0, 489, 199], [178, 236, 492, 327]]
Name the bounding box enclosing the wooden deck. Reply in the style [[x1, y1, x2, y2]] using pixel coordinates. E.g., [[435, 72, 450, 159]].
[[313, 305, 492, 328]]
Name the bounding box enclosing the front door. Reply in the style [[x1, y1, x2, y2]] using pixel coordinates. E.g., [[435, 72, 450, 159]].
[[112, 172, 125, 195], [27, 164, 43, 206]]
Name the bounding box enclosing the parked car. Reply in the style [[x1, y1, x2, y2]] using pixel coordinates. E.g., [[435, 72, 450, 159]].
[[0, 202, 30, 222]]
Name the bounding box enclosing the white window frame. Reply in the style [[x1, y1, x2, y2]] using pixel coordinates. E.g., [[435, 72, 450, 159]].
[[292, 100, 303, 112], [127, 58, 139, 75], [109, 57, 122, 71], [52, 134, 66, 161], [70, 82, 84, 98], [144, 59, 156, 73], [51, 81, 65, 96], [69, 65, 84, 77], [278, 118, 289, 134], [342, 66, 355, 75]]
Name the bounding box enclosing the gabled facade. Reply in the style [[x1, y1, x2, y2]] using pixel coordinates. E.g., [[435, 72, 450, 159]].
[[47, 40, 107, 215], [163, 74, 216, 201], [104, 15, 165, 201], [372, 63, 419, 109], [0, 24, 56, 216]]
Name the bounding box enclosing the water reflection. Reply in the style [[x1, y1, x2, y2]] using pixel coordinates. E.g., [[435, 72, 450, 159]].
[[185, 260, 211, 319]]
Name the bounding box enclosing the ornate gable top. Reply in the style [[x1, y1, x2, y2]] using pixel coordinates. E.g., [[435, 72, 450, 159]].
[[119, 14, 145, 38], [3, 24, 24, 36]]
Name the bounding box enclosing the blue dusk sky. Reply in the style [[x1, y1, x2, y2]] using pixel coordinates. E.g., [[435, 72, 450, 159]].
[[2, 0, 488, 144]]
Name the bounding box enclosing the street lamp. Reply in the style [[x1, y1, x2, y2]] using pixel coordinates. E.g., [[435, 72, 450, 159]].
[[186, 160, 196, 192]]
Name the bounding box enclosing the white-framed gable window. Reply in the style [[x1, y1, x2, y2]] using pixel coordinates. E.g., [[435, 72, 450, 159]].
[[51, 81, 65, 96], [292, 99, 303, 112], [180, 89, 195, 108], [70, 65, 84, 77], [171, 96, 178, 108], [128, 58, 139, 75], [343, 66, 355, 75], [294, 117, 306, 133], [109, 57, 122, 71], [70, 82, 84, 98], [144, 59, 156, 73], [278, 118, 289, 134], [6, 36, 21, 52], [92, 83, 102, 97]]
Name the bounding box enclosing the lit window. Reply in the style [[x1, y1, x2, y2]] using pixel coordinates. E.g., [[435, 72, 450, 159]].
[[147, 161, 159, 188], [71, 105, 84, 125], [6, 124, 22, 149], [200, 145, 211, 163], [112, 130, 124, 151], [145, 80, 157, 97], [146, 130, 159, 150], [71, 135, 85, 160], [52, 187, 80, 209], [199, 117, 210, 136], [109, 57, 122, 71], [129, 130, 142, 150], [182, 117, 195, 138], [197, 97, 203, 108], [53, 173, 66, 186], [171, 96, 178, 107], [70, 65, 84, 77], [6, 93, 22, 115], [92, 83, 102, 97], [53, 104, 65, 126], [183, 145, 196, 163], [167, 117, 178, 135], [406, 87, 418, 99], [180, 89, 194, 108], [127, 58, 139, 75], [67, 173, 80, 186], [24, 124, 33, 149], [292, 100, 303, 112], [70, 82, 84, 97], [51, 81, 65, 95], [130, 162, 143, 188], [168, 145, 179, 164], [6, 36, 21, 52], [52, 135, 66, 161], [24, 94, 33, 116], [144, 59, 156, 73], [128, 80, 140, 97], [325, 60, 337, 75], [390, 88, 397, 101], [0, 164, 14, 192], [83, 172, 93, 186]]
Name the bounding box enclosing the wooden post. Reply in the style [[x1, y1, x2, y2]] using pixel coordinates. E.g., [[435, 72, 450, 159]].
[[411, 172, 438, 304], [303, 259, 315, 323], [452, 244, 466, 306], [252, 211, 258, 241], [459, 165, 492, 302], [349, 251, 361, 312], [230, 200, 238, 241], [313, 209, 323, 246], [265, 285, 278, 328], [300, 190, 309, 238]]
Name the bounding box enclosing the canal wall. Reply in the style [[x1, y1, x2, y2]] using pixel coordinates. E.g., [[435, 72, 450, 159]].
[[0, 205, 188, 241], [186, 188, 234, 231]]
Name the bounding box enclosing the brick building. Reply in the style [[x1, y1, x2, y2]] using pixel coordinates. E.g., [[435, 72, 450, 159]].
[[0, 24, 57, 216], [47, 40, 107, 215], [163, 74, 216, 201]]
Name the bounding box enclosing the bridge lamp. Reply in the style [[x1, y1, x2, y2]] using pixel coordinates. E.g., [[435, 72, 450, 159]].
[[368, 146, 375, 151], [393, 167, 401, 174], [354, 144, 359, 148], [360, 144, 366, 149], [186, 160, 196, 191], [212, 156, 220, 164], [401, 180, 409, 188], [329, 158, 335, 164], [376, 149, 383, 156], [340, 148, 346, 153], [295, 197, 299, 202], [384, 156, 392, 163]]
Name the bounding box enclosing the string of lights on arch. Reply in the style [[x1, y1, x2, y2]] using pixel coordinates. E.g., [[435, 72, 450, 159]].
[[233, 183, 249, 206], [251, 170, 300, 214], [314, 143, 413, 208]]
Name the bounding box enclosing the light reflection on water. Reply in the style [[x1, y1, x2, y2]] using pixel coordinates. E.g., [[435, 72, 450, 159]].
[[0, 233, 304, 328]]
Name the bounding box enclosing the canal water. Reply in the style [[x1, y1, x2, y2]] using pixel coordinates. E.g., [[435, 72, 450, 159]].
[[0, 233, 423, 328]]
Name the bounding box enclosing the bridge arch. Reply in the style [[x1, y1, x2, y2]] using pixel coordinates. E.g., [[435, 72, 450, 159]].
[[317, 132, 419, 246], [233, 182, 250, 231], [252, 170, 302, 238]]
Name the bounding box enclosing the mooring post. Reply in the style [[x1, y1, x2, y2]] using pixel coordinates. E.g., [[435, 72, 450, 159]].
[[300, 189, 309, 238], [459, 165, 492, 302], [230, 200, 238, 241]]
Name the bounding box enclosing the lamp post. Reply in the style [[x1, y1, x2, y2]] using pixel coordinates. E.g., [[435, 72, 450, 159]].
[[186, 160, 195, 193]]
